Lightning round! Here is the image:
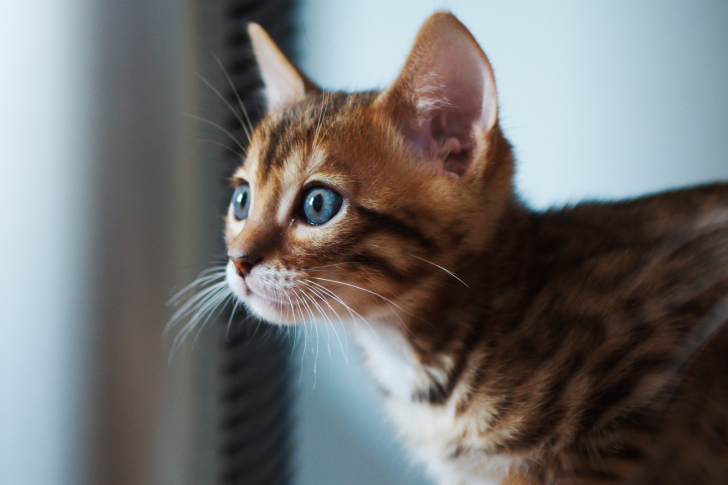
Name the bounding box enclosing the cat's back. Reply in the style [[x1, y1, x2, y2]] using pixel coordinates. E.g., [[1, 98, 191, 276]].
[[510, 183, 728, 483], [525, 183, 728, 310], [535, 182, 728, 255]]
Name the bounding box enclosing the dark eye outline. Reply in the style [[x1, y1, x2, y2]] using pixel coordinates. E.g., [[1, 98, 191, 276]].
[[231, 182, 251, 220], [299, 185, 344, 225]]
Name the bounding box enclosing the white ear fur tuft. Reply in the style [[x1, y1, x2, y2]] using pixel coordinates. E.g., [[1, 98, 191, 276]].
[[248, 23, 308, 111], [377, 12, 498, 178]]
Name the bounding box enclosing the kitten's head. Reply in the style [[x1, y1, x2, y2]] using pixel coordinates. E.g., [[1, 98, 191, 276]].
[[225, 12, 514, 327]]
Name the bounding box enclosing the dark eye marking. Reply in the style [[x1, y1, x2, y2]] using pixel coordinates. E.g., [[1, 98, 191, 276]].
[[355, 205, 438, 252], [348, 251, 407, 283]]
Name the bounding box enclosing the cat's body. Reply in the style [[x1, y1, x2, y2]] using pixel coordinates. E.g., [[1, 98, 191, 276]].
[[217, 13, 728, 484], [359, 184, 728, 484]]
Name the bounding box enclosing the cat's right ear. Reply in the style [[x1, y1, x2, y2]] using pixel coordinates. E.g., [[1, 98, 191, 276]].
[[248, 23, 319, 111]]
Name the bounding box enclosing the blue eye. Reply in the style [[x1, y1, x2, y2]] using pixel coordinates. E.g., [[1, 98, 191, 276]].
[[232, 183, 250, 220], [302, 187, 343, 225]]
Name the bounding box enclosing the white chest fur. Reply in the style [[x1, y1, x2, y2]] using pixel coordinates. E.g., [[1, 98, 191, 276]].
[[353, 322, 513, 485]]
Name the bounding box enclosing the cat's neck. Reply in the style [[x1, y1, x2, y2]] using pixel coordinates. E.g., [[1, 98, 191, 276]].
[[353, 200, 536, 403], [353, 318, 437, 402]]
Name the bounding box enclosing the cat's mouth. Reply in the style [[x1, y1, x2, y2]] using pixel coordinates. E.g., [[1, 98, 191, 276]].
[[225, 261, 297, 324]]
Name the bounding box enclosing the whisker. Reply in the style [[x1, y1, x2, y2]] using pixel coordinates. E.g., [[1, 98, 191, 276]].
[[224, 300, 238, 341], [196, 138, 245, 160], [192, 292, 233, 347], [167, 280, 229, 327], [283, 293, 301, 351], [295, 289, 320, 389], [164, 264, 235, 361], [168, 283, 232, 360], [302, 261, 372, 271], [296, 287, 317, 323], [177, 284, 230, 336], [301, 286, 333, 358], [212, 53, 255, 139], [408, 253, 469, 288], [228, 310, 253, 342], [318, 94, 340, 143], [304, 279, 380, 341], [167, 266, 227, 306], [302, 281, 348, 362], [311, 276, 432, 328], [291, 292, 310, 381], [237, 313, 255, 333], [303, 268, 374, 276], [296, 287, 320, 336], [196, 73, 251, 144], [302, 280, 347, 337], [308, 277, 427, 345], [304, 279, 361, 323], [300, 289, 324, 386], [181, 111, 247, 155], [311, 89, 330, 154]]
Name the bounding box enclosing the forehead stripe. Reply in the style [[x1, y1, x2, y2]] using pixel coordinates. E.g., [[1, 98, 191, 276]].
[[256, 91, 379, 178], [259, 116, 292, 179]]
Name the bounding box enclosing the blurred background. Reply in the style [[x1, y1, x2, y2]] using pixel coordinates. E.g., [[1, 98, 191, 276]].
[[1, 1, 726, 485]]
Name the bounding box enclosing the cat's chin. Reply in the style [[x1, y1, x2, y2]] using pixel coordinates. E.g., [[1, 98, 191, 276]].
[[225, 261, 298, 326], [245, 295, 297, 326]]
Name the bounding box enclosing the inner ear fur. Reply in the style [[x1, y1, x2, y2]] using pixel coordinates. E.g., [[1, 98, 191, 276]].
[[376, 11, 498, 178]]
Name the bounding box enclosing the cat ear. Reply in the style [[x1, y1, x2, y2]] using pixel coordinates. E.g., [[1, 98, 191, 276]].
[[248, 23, 319, 111], [377, 12, 498, 178]]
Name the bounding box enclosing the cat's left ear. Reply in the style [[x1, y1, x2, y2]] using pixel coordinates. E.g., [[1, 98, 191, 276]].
[[376, 12, 498, 178], [248, 23, 320, 111]]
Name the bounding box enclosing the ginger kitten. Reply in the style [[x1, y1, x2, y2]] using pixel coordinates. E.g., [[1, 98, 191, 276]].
[[215, 12, 728, 485]]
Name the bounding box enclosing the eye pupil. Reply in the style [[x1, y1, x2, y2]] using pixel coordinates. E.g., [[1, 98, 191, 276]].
[[312, 194, 323, 213], [236, 191, 247, 207], [302, 187, 342, 225]]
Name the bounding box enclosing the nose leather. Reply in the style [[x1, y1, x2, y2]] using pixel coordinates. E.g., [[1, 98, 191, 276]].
[[230, 255, 260, 277], [228, 219, 279, 277]]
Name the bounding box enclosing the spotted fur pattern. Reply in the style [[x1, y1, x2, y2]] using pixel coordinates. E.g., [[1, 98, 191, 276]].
[[222, 12, 728, 485]]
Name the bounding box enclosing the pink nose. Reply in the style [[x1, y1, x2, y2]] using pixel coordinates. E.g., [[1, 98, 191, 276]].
[[230, 256, 260, 277], [232, 258, 252, 276]]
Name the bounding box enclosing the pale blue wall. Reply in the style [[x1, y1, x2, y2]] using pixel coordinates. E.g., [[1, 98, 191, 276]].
[[0, 2, 95, 484], [294, 2, 728, 485]]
